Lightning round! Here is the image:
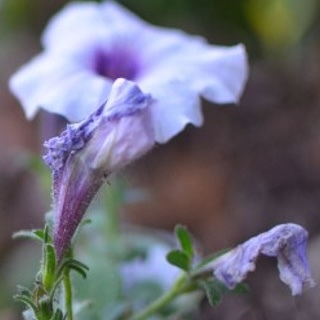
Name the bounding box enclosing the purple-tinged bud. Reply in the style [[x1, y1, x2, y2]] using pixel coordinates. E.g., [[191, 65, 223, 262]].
[[43, 78, 155, 259], [200, 223, 315, 295]]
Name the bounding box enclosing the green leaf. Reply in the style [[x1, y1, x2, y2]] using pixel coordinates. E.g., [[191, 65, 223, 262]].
[[14, 294, 38, 315], [166, 250, 190, 272], [43, 225, 51, 244], [68, 264, 88, 279], [38, 296, 53, 319], [232, 283, 250, 295], [201, 279, 249, 307], [16, 285, 32, 298], [57, 258, 89, 279], [12, 229, 44, 242], [201, 280, 225, 307], [175, 225, 194, 259], [42, 243, 56, 292], [51, 309, 64, 320], [34, 229, 46, 240]]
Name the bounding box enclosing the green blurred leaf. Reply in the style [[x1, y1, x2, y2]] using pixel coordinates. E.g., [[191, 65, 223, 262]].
[[57, 259, 89, 280], [175, 225, 194, 259], [12, 229, 45, 242], [166, 250, 190, 272], [52, 308, 64, 320], [232, 283, 250, 295], [42, 243, 56, 292], [201, 279, 249, 307], [201, 279, 226, 307], [245, 0, 319, 51], [16, 285, 32, 298], [13, 295, 38, 316]]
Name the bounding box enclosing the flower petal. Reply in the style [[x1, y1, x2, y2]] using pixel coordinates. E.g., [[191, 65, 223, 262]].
[[9, 53, 111, 120], [187, 44, 248, 103], [10, 1, 248, 143], [141, 40, 248, 104], [42, 1, 146, 52], [140, 79, 203, 143], [42, 2, 104, 50], [202, 223, 315, 295]]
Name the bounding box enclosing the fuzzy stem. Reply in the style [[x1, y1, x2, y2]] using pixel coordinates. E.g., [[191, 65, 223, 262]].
[[63, 268, 73, 320]]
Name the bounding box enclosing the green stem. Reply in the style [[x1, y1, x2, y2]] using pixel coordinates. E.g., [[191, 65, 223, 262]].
[[105, 181, 123, 238], [63, 268, 73, 320], [129, 274, 189, 320], [104, 182, 125, 297]]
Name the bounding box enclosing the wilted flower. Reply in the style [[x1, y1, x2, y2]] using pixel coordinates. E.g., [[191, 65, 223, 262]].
[[201, 223, 315, 295], [9, 1, 248, 143], [43, 78, 155, 258]]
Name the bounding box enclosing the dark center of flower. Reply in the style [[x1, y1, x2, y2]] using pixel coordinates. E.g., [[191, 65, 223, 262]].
[[93, 46, 140, 80]]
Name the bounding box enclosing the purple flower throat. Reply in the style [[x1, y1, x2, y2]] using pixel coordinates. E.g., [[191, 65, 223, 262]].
[[93, 46, 140, 80]]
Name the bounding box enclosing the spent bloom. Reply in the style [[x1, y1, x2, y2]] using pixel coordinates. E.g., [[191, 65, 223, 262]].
[[9, 1, 248, 143], [43, 78, 155, 258], [201, 223, 315, 295]]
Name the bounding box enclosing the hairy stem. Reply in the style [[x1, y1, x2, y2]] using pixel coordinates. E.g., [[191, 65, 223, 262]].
[[63, 268, 73, 320]]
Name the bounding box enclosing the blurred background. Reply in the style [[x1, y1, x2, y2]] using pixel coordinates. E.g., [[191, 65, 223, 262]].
[[1, 0, 320, 319]]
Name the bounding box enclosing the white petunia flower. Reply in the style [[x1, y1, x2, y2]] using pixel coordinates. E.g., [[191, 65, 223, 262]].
[[9, 1, 248, 143]]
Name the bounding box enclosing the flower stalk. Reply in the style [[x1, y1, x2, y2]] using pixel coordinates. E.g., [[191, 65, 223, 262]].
[[63, 268, 73, 320], [13, 226, 89, 320]]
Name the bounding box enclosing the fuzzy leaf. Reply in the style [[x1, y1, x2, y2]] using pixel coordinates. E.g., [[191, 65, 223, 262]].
[[57, 258, 89, 279], [16, 285, 32, 298], [51, 308, 64, 320], [175, 225, 194, 258], [201, 279, 249, 307], [166, 250, 190, 272], [12, 229, 44, 242], [232, 283, 250, 295], [201, 279, 226, 306], [42, 243, 56, 292], [14, 295, 38, 315]]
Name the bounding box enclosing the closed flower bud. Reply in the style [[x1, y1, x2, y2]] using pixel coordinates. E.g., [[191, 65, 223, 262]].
[[43, 78, 155, 258]]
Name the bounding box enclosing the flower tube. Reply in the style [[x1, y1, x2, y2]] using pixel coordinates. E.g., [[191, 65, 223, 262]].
[[43, 78, 155, 258]]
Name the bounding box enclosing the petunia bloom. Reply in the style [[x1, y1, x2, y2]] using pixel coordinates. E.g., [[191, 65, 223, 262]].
[[43, 78, 155, 258], [9, 1, 248, 143], [200, 223, 315, 295]]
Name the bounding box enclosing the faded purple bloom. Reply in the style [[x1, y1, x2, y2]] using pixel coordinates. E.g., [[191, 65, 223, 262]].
[[43, 79, 155, 258], [201, 223, 315, 295], [9, 1, 248, 143]]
